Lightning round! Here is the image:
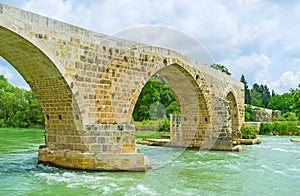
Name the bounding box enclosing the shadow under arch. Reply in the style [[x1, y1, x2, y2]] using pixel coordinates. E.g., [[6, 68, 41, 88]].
[[0, 26, 84, 151], [226, 91, 240, 139]]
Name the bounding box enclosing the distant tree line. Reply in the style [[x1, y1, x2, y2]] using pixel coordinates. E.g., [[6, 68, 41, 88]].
[[240, 74, 300, 121], [0, 75, 44, 128]]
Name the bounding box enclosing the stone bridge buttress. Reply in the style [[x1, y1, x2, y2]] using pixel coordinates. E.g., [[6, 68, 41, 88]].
[[0, 4, 244, 171]]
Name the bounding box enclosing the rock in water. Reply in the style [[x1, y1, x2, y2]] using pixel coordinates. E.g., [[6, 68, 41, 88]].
[[290, 138, 300, 142], [232, 145, 244, 152]]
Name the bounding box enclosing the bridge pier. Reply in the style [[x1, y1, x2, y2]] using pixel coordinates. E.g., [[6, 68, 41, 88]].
[[38, 124, 150, 171], [38, 149, 150, 171]]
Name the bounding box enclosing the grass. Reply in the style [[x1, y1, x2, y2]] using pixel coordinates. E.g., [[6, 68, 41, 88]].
[[133, 120, 163, 131], [135, 131, 170, 139], [133, 120, 170, 139]]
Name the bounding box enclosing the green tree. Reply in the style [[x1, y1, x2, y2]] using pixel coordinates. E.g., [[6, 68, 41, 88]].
[[0, 75, 44, 128], [245, 105, 255, 122], [210, 64, 231, 75], [132, 76, 180, 122], [240, 75, 251, 104], [267, 93, 293, 113], [133, 77, 162, 121], [250, 83, 271, 108], [250, 88, 263, 107], [271, 90, 276, 97], [261, 85, 271, 108], [290, 84, 300, 119]]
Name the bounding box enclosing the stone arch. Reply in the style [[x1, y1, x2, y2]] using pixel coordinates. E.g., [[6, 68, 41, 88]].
[[0, 26, 83, 150], [157, 63, 210, 147], [103, 49, 211, 147], [226, 91, 239, 138]]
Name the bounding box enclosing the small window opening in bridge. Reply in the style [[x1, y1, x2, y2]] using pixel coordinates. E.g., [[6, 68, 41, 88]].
[[46, 115, 50, 120], [132, 75, 181, 133], [205, 117, 208, 122], [196, 75, 200, 80], [163, 58, 168, 64], [58, 115, 62, 120]]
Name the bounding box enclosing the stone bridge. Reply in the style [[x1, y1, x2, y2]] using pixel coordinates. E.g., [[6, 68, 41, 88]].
[[0, 4, 244, 171]]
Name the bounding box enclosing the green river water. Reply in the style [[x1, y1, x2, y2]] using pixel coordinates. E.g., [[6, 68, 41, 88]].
[[0, 128, 299, 195]]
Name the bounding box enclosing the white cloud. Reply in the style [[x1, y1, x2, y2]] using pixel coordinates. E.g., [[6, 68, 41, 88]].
[[269, 70, 300, 94], [0, 64, 13, 80], [221, 53, 271, 85], [114, 26, 214, 65], [0, 60, 30, 89]]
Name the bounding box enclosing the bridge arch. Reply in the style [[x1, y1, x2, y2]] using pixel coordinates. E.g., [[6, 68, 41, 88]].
[[226, 91, 239, 137], [100, 48, 211, 148], [0, 26, 84, 151]]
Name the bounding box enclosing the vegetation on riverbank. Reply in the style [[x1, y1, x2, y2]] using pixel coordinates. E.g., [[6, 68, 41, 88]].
[[240, 75, 299, 137], [260, 122, 300, 136], [132, 76, 180, 132], [135, 131, 170, 139], [241, 121, 300, 139], [241, 125, 258, 139], [241, 76, 300, 122], [0, 75, 44, 128]]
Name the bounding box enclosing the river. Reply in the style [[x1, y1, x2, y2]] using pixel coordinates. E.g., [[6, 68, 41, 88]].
[[0, 128, 299, 195]]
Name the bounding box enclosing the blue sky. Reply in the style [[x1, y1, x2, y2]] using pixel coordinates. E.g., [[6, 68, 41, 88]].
[[1, 0, 300, 94]]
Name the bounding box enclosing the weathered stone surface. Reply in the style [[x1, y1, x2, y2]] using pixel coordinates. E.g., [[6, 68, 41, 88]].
[[0, 4, 244, 171]]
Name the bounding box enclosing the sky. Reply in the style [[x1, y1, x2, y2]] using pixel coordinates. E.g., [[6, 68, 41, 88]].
[[1, 0, 300, 94]]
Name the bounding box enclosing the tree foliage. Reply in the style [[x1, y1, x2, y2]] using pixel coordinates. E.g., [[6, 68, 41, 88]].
[[132, 76, 180, 122], [240, 75, 299, 121], [245, 105, 255, 122], [260, 122, 300, 135], [240, 75, 251, 104], [290, 84, 300, 119], [210, 64, 231, 75], [267, 93, 293, 113], [241, 125, 257, 139], [250, 83, 271, 108], [0, 75, 44, 128]]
